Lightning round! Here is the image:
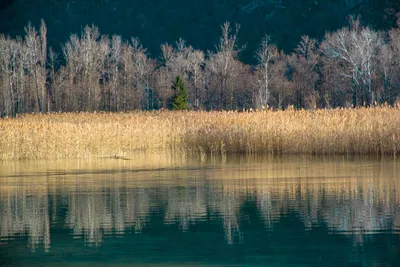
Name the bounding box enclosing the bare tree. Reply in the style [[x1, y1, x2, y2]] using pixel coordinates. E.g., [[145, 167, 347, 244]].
[[321, 18, 383, 107], [120, 42, 133, 110], [3, 18, 400, 113], [25, 22, 47, 112], [81, 25, 105, 111], [290, 36, 319, 109], [319, 52, 351, 108], [131, 38, 154, 110], [62, 34, 81, 111], [108, 35, 123, 111], [187, 49, 205, 108], [269, 51, 294, 109], [206, 22, 245, 109], [15, 38, 27, 114], [0, 36, 14, 116], [48, 47, 64, 111], [375, 26, 400, 104], [255, 35, 277, 109], [39, 20, 48, 112], [62, 25, 109, 111]]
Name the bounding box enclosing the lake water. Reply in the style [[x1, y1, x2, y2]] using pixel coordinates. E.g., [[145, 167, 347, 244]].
[[1, 154, 399, 266]]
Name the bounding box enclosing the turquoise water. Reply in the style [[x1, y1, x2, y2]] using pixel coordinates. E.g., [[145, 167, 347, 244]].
[[1, 155, 399, 266]]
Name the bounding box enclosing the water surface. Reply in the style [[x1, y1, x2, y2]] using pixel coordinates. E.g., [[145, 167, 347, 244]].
[[1, 154, 400, 266]]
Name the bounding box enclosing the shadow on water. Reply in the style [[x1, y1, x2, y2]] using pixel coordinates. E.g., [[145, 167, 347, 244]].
[[0, 154, 400, 266]]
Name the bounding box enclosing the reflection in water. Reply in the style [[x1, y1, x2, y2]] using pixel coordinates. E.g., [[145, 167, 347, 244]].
[[65, 183, 151, 245], [0, 178, 50, 252], [0, 155, 400, 265], [165, 184, 207, 231]]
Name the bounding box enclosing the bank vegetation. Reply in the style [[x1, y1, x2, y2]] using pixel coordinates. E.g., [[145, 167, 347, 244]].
[[0, 107, 399, 160]]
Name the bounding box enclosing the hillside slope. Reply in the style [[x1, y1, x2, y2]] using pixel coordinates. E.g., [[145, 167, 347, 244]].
[[0, 0, 398, 62]]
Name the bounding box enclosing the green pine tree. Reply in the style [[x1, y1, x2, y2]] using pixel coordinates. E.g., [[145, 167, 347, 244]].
[[169, 76, 189, 110]]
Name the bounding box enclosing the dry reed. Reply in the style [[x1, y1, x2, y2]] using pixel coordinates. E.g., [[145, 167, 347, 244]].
[[1, 107, 400, 160]]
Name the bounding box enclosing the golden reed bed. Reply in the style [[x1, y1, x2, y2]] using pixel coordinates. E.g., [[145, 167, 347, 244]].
[[0, 107, 399, 160]]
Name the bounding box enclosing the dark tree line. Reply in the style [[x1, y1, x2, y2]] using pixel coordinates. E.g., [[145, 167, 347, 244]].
[[1, 17, 400, 116]]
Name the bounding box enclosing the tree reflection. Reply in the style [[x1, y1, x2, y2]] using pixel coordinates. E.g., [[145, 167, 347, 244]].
[[0, 157, 399, 251], [0, 178, 50, 252]]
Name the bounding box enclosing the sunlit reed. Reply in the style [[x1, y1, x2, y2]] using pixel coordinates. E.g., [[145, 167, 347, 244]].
[[1, 107, 400, 160]]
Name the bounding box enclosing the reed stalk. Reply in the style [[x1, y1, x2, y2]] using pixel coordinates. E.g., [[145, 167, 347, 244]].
[[1, 107, 399, 160]]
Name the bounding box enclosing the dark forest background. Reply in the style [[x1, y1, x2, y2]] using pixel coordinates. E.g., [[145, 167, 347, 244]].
[[1, 0, 399, 63]]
